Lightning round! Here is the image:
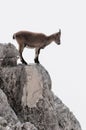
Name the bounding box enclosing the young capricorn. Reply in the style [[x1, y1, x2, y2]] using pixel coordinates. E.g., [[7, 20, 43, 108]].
[[13, 30, 61, 64]]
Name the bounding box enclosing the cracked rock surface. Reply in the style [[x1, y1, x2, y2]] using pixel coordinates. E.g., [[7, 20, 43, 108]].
[[0, 43, 82, 130]]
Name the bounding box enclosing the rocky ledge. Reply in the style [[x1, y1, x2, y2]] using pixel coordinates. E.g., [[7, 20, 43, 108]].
[[0, 43, 82, 130]]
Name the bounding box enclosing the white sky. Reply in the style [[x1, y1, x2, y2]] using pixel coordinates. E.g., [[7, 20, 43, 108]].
[[0, 0, 86, 129]]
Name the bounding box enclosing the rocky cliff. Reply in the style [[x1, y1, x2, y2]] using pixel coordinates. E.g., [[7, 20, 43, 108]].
[[0, 43, 82, 130]]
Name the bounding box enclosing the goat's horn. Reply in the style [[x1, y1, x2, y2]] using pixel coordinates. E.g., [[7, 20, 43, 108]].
[[59, 29, 61, 35]]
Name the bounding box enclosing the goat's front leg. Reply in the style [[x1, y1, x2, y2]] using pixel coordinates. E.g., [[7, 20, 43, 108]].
[[19, 44, 27, 65], [34, 48, 40, 64]]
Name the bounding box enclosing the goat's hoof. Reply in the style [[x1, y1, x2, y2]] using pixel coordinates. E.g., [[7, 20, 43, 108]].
[[36, 62, 40, 64], [23, 62, 28, 65], [34, 59, 40, 64], [24, 61, 28, 65], [22, 60, 28, 65], [35, 61, 40, 64]]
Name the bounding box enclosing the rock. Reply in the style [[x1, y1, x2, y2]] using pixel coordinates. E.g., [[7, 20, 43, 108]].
[[0, 125, 7, 130], [0, 64, 82, 130], [21, 122, 37, 130], [0, 43, 82, 130], [0, 43, 19, 67], [0, 117, 7, 127], [12, 122, 37, 130], [0, 89, 37, 130], [0, 89, 19, 126]]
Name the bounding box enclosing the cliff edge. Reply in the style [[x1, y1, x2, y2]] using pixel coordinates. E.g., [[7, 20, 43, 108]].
[[0, 43, 82, 130]]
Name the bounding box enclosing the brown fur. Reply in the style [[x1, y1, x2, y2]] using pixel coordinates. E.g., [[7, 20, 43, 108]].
[[13, 30, 61, 64]]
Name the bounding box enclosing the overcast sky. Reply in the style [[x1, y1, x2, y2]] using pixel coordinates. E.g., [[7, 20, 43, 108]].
[[0, 0, 86, 129]]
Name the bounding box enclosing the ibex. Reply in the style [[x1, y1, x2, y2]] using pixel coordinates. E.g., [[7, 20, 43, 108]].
[[13, 30, 61, 64]]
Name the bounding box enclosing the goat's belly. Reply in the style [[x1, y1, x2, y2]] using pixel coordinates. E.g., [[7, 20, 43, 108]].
[[26, 45, 35, 49], [26, 42, 45, 48]]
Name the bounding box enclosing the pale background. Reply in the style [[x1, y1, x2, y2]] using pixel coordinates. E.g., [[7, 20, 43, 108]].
[[0, 0, 86, 129]]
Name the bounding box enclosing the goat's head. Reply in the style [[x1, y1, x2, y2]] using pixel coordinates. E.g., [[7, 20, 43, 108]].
[[54, 29, 61, 45]]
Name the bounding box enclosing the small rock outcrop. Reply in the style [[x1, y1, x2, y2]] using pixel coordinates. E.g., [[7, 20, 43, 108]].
[[0, 43, 19, 67], [0, 43, 82, 130]]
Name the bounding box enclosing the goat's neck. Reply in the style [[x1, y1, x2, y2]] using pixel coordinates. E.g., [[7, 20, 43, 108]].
[[47, 34, 55, 45]]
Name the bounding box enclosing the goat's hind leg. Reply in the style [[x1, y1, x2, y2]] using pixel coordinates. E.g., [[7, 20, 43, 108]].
[[19, 44, 27, 65]]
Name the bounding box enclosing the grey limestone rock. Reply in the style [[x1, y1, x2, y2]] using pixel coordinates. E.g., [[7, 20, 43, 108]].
[[0, 89, 19, 126], [0, 117, 7, 127], [0, 43, 82, 130], [0, 89, 37, 130], [12, 122, 37, 130], [0, 43, 19, 67]]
